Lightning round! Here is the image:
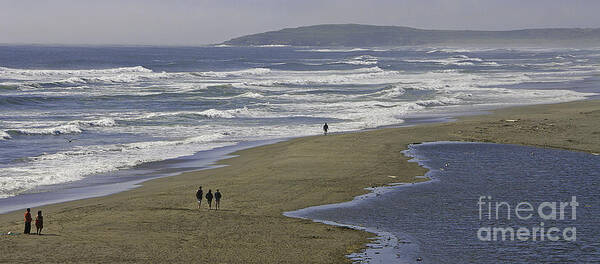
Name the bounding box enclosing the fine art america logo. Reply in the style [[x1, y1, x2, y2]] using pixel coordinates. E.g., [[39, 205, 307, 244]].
[[477, 196, 578, 242]]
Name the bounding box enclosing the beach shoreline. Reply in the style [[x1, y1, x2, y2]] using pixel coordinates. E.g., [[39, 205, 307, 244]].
[[1, 99, 599, 263], [283, 172, 435, 263], [0, 138, 288, 214], [0, 109, 469, 215]]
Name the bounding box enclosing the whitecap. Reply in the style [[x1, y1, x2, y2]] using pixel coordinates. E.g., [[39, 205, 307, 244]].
[[254, 44, 289, 47], [403, 55, 488, 66], [0, 130, 11, 140], [7, 124, 83, 135], [0, 66, 153, 78], [4, 118, 116, 136], [371, 84, 406, 99], [236, 92, 265, 98], [339, 55, 378, 65], [138, 109, 243, 120], [0, 133, 231, 198], [68, 118, 117, 127], [189, 68, 271, 78], [415, 97, 463, 107], [300, 48, 370, 53]]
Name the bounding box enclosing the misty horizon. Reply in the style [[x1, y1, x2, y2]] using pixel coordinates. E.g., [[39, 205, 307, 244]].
[[2, 0, 600, 45]]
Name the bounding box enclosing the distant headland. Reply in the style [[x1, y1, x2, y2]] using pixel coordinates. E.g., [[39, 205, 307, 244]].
[[223, 24, 600, 47]]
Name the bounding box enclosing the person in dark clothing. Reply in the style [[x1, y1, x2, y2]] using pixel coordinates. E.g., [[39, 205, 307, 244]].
[[214, 189, 222, 210], [35, 210, 43, 235], [195, 186, 203, 209], [205, 189, 213, 209], [24, 208, 32, 234], [323, 123, 329, 135]]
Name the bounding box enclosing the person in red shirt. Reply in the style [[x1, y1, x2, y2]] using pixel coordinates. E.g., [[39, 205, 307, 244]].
[[24, 208, 32, 234]]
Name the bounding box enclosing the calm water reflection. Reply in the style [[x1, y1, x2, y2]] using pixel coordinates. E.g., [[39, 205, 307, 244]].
[[300, 142, 600, 263]]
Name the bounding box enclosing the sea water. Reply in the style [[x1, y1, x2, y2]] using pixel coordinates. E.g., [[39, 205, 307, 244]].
[[0, 45, 599, 200], [288, 142, 600, 263]]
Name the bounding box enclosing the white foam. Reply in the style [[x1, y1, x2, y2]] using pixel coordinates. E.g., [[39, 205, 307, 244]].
[[196, 109, 235, 119], [415, 97, 462, 107], [403, 55, 492, 66], [0, 66, 152, 78], [0, 66, 176, 89], [372, 84, 406, 98], [7, 124, 83, 135], [68, 118, 117, 127], [0, 133, 230, 198], [236, 92, 265, 98], [2, 48, 599, 200], [253, 44, 289, 47], [274, 100, 413, 129], [0, 130, 11, 140], [425, 48, 474, 53], [4, 118, 116, 136], [137, 108, 253, 120], [190, 68, 271, 78], [339, 55, 378, 65], [244, 67, 399, 87], [301, 48, 370, 52]]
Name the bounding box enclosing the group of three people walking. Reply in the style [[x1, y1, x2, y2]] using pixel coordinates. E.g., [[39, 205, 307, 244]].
[[196, 186, 222, 210], [24, 208, 43, 235]]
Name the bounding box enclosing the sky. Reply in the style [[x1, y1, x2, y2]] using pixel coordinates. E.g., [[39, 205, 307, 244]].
[[1, 0, 600, 45]]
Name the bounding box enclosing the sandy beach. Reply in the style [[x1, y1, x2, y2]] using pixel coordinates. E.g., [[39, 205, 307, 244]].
[[1, 99, 599, 263]]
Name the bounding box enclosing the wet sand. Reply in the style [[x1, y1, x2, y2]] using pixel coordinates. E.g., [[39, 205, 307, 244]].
[[1, 100, 599, 263]]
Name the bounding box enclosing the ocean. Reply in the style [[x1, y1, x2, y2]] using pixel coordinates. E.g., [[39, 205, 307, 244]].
[[0, 45, 599, 201]]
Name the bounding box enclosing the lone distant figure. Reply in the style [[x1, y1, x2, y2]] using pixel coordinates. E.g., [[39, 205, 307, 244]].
[[214, 189, 222, 210], [35, 210, 43, 235], [323, 123, 329, 135], [205, 189, 214, 209], [24, 208, 32, 234], [196, 186, 203, 209]]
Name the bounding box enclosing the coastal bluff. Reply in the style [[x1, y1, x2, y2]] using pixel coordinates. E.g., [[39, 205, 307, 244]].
[[223, 24, 600, 47]]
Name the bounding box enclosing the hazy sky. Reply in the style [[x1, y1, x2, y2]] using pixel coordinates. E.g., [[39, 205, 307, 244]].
[[2, 0, 600, 45]]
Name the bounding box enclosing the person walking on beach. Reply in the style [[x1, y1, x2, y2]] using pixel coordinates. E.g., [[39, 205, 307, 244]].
[[323, 123, 329, 135], [196, 186, 203, 209], [214, 189, 222, 210], [35, 210, 43, 235], [24, 208, 32, 234], [205, 189, 213, 209]]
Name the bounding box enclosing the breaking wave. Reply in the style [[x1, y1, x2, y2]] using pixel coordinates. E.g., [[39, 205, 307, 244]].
[[2, 46, 599, 200], [404, 55, 499, 66], [0, 130, 11, 140], [372, 84, 406, 99], [339, 55, 378, 65], [0, 133, 230, 198], [0, 66, 173, 89], [246, 67, 397, 86], [189, 68, 271, 78], [236, 92, 265, 98], [5, 118, 116, 136], [300, 48, 371, 52], [0, 66, 153, 77], [415, 97, 463, 106], [138, 108, 261, 120]]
